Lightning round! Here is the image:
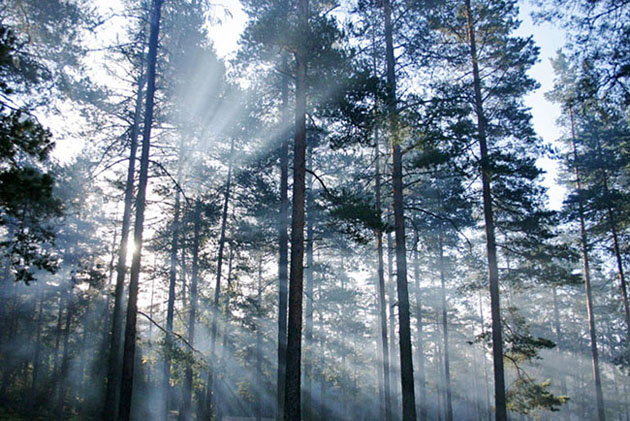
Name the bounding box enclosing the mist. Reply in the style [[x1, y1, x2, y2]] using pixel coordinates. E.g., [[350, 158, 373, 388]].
[[1, 0, 630, 420]]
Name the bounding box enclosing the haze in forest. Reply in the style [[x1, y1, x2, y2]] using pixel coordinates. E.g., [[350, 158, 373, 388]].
[[0, 1, 629, 421]]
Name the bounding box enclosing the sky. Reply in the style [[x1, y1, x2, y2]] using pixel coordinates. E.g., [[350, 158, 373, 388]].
[[517, 1, 567, 211]]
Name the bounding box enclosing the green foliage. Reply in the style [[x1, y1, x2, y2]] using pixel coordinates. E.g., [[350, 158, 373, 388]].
[[326, 188, 387, 244], [0, 22, 62, 283], [506, 377, 569, 414]]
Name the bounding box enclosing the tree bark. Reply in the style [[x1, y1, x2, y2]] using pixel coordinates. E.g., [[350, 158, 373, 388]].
[[118, 0, 163, 418], [283, 0, 308, 414], [464, 1, 507, 418]]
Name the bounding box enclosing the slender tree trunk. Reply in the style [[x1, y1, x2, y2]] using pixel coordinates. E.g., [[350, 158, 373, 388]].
[[103, 54, 145, 421], [118, 0, 163, 418], [470, 323, 482, 421], [181, 201, 201, 421], [569, 108, 605, 421], [340, 258, 348, 418], [163, 156, 183, 420], [51, 296, 64, 396], [386, 230, 400, 418], [181, 248, 187, 309], [303, 148, 314, 421], [30, 291, 44, 407], [319, 321, 326, 420], [382, 0, 416, 417], [552, 287, 570, 421], [147, 261, 157, 385], [436, 329, 444, 421], [256, 256, 264, 421], [283, 0, 308, 414], [413, 232, 427, 421], [374, 110, 393, 421], [56, 299, 73, 421], [206, 138, 235, 419], [437, 234, 453, 421], [276, 51, 290, 421], [478, 293, 492, 421], [464, 1, 507, 418]]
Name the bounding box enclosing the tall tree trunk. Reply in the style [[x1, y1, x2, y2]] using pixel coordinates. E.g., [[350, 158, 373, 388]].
[[303, 148, 314, 421], [182, 200, 201, 421], [103, 54, 145, 421], [478, 293, 491, 421], [569, 108, 605, 421], [437, 234, 453, 421], [163, 152, 184, 420], [51, 295, 64, 399], [30, 291, 44, 409], [436, 327, 444, 421], [56, 298, 73, 421], [464, 1, 507, 418], [147, 261, 157, 385], [118, 0, 163, 418], [256, 256, 264, 421], [386, 231, 399, 416], [374, 107, 393, 421], [283, 0, 308, 414], [206, 138, 235, 419], [318, 317, 326, 420], [340, 257, 348, 418], [181, 247, 188, 309], [382, 0, 416, 417], [413, 233, 427, 421], [276, 50, 290, 421], [552, 287, 570, 421]]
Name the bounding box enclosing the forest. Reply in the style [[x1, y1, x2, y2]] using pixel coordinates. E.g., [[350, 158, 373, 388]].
[[0, 0, 629, 420]]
